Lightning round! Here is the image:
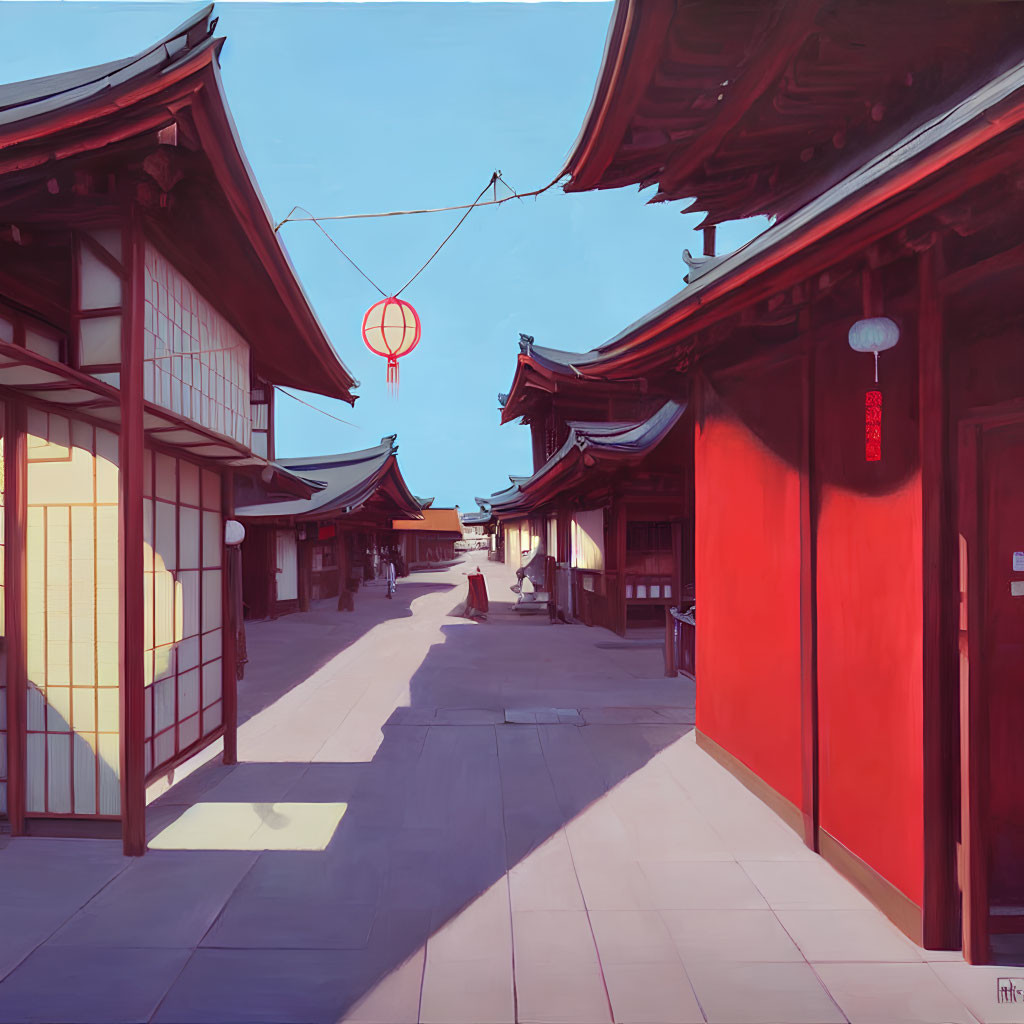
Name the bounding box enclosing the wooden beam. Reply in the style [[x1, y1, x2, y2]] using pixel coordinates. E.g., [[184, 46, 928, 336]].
[[0, 266, 69, 328], [586, 129, 1024, 382], [656, 0, 820, 202], [564, 0, 676, 190], [958, 421, 988, 963], [798, 313, 819, 852], [4, 402, 26, 835], [940, 238, 1024, 296], [919, 244, 959, 950], [221, 469, 238, 767], [119, 214, 146, 857]]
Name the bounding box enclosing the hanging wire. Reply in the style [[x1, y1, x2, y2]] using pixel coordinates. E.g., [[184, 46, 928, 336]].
[[496, 173, 524, 202], [274, 171, 562, 300], [273, 175, 559, 230], [285, 205, 387, 297], [276, 386, 361, 428], [394, 173, 496, 297]]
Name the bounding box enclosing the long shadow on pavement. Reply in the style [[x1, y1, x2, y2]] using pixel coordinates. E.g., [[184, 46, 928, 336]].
[[0, 560, 692, 1024]]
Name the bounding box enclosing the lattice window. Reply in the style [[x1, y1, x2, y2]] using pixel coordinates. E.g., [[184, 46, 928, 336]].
[[143, 245, 251, 448], [250, 375, 272, 460], [142, 450, 224, 776], [25, 410, 121, 817]]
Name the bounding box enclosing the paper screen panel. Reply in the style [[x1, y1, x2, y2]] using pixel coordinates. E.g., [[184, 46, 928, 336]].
[[143, 449, 224, 777], [143, 245, 251, 449], [571, 509, 605, 571], [25, 413, 121, 818]]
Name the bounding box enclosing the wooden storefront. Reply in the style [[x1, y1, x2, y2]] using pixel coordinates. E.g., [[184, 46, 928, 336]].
[[235, 439, 421, 619], [558, 0, 1024, 962], [0, 10, 358, 853], [489, 397, 693, 636]]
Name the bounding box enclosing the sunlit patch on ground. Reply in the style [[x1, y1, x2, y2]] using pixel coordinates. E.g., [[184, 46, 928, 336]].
[[149, 801, 347, 851]]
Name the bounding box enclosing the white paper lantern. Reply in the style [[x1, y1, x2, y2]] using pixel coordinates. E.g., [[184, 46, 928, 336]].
[[224, 520, 246, 546], [848, 317, 899, 382]]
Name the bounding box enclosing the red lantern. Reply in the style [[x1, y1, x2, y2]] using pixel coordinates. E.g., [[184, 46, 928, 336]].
[[361, 296, 421, 394]]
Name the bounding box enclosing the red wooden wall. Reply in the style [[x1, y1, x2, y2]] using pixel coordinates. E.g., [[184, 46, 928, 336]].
[[695, 364, 803, 811], [695, 326, 926, 910], [813, 323, 924, 908]]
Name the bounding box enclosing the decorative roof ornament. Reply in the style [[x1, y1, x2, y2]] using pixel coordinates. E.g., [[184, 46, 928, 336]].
[[518, 333, 535, 354], [682, 248, 728, 285]]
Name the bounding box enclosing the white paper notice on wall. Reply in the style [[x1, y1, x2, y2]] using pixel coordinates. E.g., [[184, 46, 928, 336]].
[[1014, 551, 1024, 571], [1011, 581, 1024, 597]]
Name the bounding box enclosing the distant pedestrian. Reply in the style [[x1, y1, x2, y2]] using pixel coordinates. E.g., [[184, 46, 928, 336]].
[[384, 557, 397, 599]]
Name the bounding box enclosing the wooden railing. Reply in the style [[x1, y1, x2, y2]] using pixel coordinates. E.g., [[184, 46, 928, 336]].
[[665, 604, 696, 678]]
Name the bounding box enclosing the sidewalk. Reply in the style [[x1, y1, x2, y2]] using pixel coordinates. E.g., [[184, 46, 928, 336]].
[[0, 553, 1010, 1023]]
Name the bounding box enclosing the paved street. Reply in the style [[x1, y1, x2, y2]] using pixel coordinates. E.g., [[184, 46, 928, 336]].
[[0, 553, 1010, 1023]]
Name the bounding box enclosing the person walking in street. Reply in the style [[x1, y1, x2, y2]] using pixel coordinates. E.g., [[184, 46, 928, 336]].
[[384, 555, 397, 599]]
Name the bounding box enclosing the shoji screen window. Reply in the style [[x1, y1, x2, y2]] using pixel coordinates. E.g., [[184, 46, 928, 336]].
[[143, 245, 251, 449], [73, 228, 126, 388], [25, 410, 121, 818], [0, 301, 68, 368], [250, 377, 272, 460], [571, 508, 605, 571], [143, 452, 224, 776]]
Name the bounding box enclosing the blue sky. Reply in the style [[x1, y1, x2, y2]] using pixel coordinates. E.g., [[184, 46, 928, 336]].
[[4, 2, 765, 508]]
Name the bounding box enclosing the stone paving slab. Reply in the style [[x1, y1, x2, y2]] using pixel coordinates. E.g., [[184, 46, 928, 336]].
[[0, 554, 1010, 1023]]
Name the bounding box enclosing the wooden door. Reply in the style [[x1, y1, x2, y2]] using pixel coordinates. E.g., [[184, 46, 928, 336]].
[[275, 530, 298, 602], [962, 417, 1024, 962]]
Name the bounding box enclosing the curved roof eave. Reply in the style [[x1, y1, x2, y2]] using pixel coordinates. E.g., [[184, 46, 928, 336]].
[[200, 60, 359, 403], [0, 6, 358, 405], [500, 342, 616, 423], [489, 399, 686, 516], [561, 57, 1024, 379], [236, 436, 422, 520], [558, 0, 633, 188]]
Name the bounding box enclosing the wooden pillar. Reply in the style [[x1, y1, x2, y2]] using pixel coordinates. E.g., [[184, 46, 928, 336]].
[[671, 520, 683, 609], [298, 537, 312, 613], [798, 311, 819, 853], [120, 215, 146, 857], [702, 225, 716, 258], [919, 241, 959, 950], [958, 422, 987, 963], [266, 528, 277, 620], [4, 402, 26, 835], [222, 470, 238, 767], [664, 607, 676, 677], [613, 498, 627, 636], [339, 531, 346, 590], [336, 530, 352, 612]]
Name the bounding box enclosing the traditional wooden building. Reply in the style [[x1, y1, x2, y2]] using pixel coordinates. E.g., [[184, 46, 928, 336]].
[[391, 507, 463, 568], [489, 334, 693, 635], [0, 7, 358, 853], [234, 437, 421, 618], [459, 506, 495, 553], [559, 0, 1024, 963]]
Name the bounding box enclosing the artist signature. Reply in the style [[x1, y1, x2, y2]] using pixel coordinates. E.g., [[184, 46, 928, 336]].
[[998, 977, 1024, 1005]]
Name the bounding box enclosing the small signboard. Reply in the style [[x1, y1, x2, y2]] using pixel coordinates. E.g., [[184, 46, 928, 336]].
[[1014, 551, 1024, 572]]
